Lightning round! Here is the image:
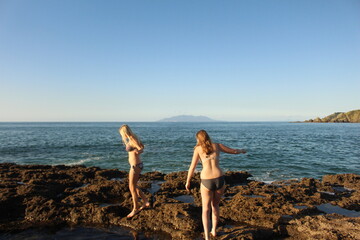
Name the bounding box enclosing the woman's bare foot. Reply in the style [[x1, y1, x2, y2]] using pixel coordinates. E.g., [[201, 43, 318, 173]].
[[140, 201, 151, 210], [210, 230, 216, 237], [126, 209, 140, 219]]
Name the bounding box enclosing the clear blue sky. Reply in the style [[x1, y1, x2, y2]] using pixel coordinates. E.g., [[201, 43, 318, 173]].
[[1, 0, 359, 121]]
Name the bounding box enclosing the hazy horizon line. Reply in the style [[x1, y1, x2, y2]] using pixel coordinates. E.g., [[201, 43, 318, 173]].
[[0, 120, 299, 123]]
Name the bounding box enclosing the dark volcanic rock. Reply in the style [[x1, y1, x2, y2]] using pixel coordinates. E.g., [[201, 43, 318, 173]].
[[286, 214, 360, 240], [0, 163, 360, 240]]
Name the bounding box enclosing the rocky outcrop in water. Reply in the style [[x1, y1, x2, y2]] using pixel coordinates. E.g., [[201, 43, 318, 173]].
[[1, 163, 360, 239], [305, 109, 360, 123]]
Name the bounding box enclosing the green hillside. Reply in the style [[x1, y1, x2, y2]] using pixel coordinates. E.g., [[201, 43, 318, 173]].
[[305, 110, 360, 123]]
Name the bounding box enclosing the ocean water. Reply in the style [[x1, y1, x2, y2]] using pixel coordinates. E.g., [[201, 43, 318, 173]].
[[0, 122, 359, 182]]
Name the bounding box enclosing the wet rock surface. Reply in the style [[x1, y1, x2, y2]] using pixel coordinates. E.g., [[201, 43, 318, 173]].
[[0, 163, 359, 239]]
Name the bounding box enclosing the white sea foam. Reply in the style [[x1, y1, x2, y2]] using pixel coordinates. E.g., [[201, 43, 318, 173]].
[[65, 159, 90, 166], [65, 156, 101, 166], [263, 181, 274, 184]]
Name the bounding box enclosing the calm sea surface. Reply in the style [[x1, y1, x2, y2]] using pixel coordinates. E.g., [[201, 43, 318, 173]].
[[0, 122, 359, 181]]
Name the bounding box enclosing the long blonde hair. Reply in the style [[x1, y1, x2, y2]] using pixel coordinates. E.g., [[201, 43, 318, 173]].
[[119, 124, 144, 149], [195, 130, 214, 155]]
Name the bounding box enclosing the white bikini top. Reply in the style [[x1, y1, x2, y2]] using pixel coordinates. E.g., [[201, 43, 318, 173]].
[[200, 152, 218, 164]]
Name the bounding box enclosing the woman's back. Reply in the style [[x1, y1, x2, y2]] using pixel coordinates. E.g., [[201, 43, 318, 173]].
[[197, 143, 224, 179]]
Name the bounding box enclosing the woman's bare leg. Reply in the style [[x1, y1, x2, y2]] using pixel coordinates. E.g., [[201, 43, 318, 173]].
[[210, 185, 225, 237], [137, 186, 150, 209], [201, 184, 213, 240], [132, 166, 150, 209], [127, 168, 141, 218]]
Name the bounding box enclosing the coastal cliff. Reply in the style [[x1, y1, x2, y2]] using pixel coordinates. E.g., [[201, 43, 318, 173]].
[[1, 164, 360, 239], [305, 109, 360, 123]]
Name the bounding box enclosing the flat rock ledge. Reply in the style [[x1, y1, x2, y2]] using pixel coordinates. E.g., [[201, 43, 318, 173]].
[[1, 163, 360, 240]]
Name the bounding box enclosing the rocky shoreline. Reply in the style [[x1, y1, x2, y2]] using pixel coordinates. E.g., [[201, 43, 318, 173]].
[[0, 163, 359, 239]]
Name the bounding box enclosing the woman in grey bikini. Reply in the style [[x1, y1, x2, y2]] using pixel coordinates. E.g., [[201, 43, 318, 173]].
[[119, 124, 150, 218], [186, 130, 246, 240]]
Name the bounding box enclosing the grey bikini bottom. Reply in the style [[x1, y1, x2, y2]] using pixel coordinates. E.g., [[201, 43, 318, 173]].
[[201, 176, 225, 191]]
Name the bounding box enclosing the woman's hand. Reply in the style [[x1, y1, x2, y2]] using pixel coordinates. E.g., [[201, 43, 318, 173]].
[[185, 181, 191, 191], [237, 149, 246, 154], [135, 149, 144, 154]]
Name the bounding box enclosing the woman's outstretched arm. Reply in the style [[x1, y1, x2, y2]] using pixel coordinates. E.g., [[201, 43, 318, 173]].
[[218, 143, 246, 154], [186, 148, 200, 191]]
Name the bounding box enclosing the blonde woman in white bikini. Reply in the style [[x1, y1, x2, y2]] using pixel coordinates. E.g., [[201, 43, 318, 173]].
[[119, 124, 150, 218], [186, 130, 246, 240]]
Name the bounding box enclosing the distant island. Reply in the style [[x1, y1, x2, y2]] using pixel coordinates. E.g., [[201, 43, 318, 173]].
[[158, 115, 218, 122], [304, 109, 360, 123]]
